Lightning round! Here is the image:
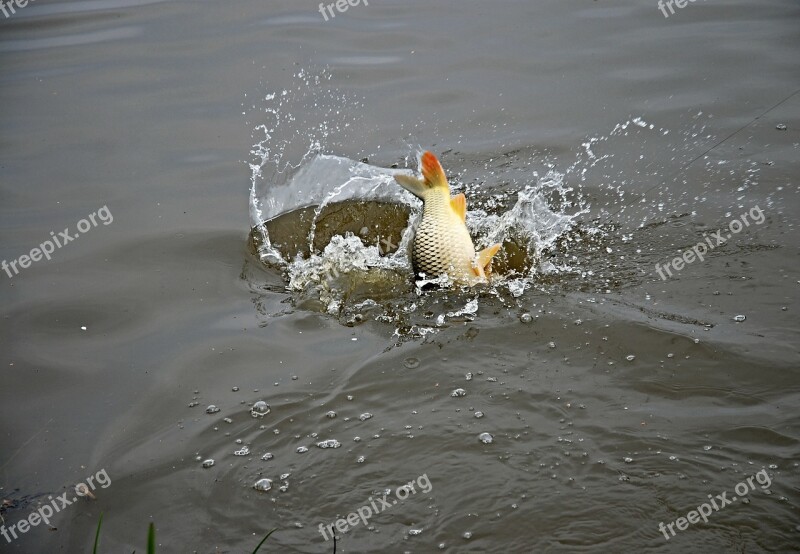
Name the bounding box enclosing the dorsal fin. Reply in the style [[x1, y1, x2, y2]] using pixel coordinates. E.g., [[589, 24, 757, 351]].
[[450, 193, 467, 222], [420, 151, 448, 189]]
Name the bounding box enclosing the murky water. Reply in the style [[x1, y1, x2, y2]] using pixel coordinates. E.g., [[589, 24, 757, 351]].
[[1, 0, 798, 552]]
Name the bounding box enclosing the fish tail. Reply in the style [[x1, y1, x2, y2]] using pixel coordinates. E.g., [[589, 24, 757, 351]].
[[420, 151, 448, 189]]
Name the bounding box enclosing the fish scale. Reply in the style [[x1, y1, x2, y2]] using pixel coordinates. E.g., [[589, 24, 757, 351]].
[[412, 189, 475, 279], [394, 151, 501, 285]]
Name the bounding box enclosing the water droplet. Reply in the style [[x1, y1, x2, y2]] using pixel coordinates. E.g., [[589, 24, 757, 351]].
[[359, 412, 373, 421], [206, 405, 220, 414], [261, 453, 273, 461], [188, 401, 199, 408], [280, 473, 291, 480], [520, 313, 532, 324], [626, 354, 636, 362], [201, 459, 215, 468], [768, 463, 778, 469], [667, 353, 674, 358], [317, 439, 341, 449], [474, 411, 484, 419], [478, 432, 493, 444], [357, 455, 366, 463], [733, 314, 746, 322], [703, 445, 712, 451], [232, 386, 239, 392], [623, 457, 633, 463], [326, 410, 337, 419], [253, 478, 272, 492], [462, 531, 473, 540], [251, 401, 271, 418], [296, 446, 309, 453], [548, 341, 556, 349], [223, 417, 233, 424], [775, 123, 787, 130], [451, 388, 467, 398], [404, 357, 420, 369], [347, 395, 354, 401]]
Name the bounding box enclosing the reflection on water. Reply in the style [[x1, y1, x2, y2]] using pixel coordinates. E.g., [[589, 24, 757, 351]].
[[1, 0, 798, 552]]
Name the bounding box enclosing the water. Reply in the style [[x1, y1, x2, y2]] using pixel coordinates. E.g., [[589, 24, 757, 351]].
[[1, 0, 799, 552]]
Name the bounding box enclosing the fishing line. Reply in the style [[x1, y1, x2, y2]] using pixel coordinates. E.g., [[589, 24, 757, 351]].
[[598, 87, 800, 226]]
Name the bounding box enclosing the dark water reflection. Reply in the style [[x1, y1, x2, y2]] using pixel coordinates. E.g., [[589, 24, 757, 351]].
[[1, 0, 799, 552]]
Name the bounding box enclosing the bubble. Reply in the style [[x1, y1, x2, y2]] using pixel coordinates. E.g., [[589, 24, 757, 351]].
[[357, 455, 366, 463], [623, 457, 633, 463], [253, 478, 272, 492], [188, 401, 199, 407], [548, 341, 556, 349], [478, 432, 493, 444], [317, 439, 341, 449], [206, 405, 220, 414], [296, 446, 309, 453], [451, 388, 467, 398], [520, 313, 532, 323], [232, 386, 239, 392], [474, 411, 484, 418], [223, 417, 233, 424], [409, 528, 423, 536], [776, 123, 787, 130], [201, 459, 215, 468], [625, 355, 636, 362], [465, 372, 473, 381], [463, 531, 473, 540], [326, 410, 337, 418], [234, 446, 250, 456], [251, 401, 271, 418], [359, 413, 373, 421], [261, 453, 274, 461], [733, 314, 746, 322], [703, 445, 712, 451], [404, 357, 420, 369]]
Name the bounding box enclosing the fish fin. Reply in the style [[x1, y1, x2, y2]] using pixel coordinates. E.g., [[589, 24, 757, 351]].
[[450, 193, 467, 222], [477, 244, 501, 276], [395, 174, 427, 199], [420, 151, 448, 189]]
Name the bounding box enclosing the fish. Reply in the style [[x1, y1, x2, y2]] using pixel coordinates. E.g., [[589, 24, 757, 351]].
[[395, 151, 501, 285]]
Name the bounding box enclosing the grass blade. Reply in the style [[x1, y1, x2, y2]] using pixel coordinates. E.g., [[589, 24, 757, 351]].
[[251, 528, 277, 553], [146, 522, 155, 554], [92, 513, 103, 554]]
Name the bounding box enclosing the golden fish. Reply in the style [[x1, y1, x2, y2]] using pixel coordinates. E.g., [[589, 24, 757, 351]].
[[395, 151, 501, 285]]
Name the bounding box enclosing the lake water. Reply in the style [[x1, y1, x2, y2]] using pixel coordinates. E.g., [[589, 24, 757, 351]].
[[1, 0, 798, 552]]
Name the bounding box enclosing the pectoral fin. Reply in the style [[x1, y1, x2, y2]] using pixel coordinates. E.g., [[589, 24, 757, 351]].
[[477, 244, 501, 276], [450, 193, 467, 222]]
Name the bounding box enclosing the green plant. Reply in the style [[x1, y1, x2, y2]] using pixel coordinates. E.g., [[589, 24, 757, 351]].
[[91, 514, 276, 553]]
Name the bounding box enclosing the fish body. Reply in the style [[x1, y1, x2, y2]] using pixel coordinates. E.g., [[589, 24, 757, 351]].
[[395, 151, 500, 285]]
